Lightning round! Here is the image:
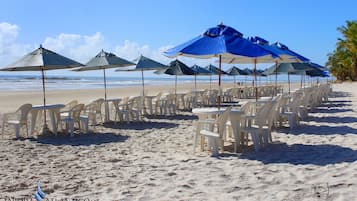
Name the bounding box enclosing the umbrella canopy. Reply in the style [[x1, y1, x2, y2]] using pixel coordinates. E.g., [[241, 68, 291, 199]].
[[158, 59, 196, 76], [205, 64, 228, 75], [271, 42, 310, 62], [226, 66, 248, 86], [164, 24, 278, 59], [263, 62, 315, 93], [227, 66, 248, 76], [191, 64, 213, 90], [205, 64, 227, 90], [0, 45, 83, 131], [263, 62, 314, 75], [163, 24, 278, 105], [1, 45, 83, 71], [115, 55, 167, 95], [154, 59, 195, 96], [73, 50, 135, 100], [191, 64, 213, 75]]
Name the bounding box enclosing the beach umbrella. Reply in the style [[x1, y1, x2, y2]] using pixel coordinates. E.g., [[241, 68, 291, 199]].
[[226, 66, 248, 86], [191, 64, 213, 91], [154, 59, 195, 96], [73, 50, 135, 101], [163, 24, 278, 105], [115, 55, 167, 96], [221, 36, 309, 98], [205, 64, 228, 90], [263, 62, 315, 93], [0, 45, 83, 131]]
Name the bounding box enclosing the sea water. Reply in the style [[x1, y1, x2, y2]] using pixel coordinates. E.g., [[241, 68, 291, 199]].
[[0, 74, 325, 91]]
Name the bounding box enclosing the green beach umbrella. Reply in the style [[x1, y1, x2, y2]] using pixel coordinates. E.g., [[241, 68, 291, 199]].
[[0, 45, 83, 131], [73, 50, 135, 101], [115, 55, 167, 96]]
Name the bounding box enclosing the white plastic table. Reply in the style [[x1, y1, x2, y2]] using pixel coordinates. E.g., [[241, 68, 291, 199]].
[[31, 104, 65, 136], [192, 107, 245, 152]]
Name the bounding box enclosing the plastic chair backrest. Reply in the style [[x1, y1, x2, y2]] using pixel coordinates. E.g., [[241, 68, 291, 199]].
[[217, 106, 232, 137], [255, 101, 275, 127], [17, 104, 32, 124], [65, 100, 78, 110], [71, 104, 84, 122]]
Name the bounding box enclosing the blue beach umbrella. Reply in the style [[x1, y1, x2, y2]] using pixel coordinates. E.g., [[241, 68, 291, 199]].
[[164, 24, 279, 104]]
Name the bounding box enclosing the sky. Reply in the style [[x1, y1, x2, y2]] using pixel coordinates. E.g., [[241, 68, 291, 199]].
[[0, 0, 356, 77]]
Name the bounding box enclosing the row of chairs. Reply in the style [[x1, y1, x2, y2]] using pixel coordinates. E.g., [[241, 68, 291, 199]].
[[194, 83, 331, 156]]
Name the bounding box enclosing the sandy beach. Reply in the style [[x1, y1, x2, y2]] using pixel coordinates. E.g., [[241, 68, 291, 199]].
[[0, 82, 356, 200]]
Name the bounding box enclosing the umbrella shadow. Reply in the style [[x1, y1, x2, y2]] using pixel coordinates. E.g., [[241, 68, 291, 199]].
[[330, 91, 352, 98], [317, 102, 353, 108], [145, 114, 198, 121], [310, 116, 357, 124], [102, 121, 179, 130], [32, 132, 129, 146], [279, 124, 357, 135], [239, 143, 357, 165], [310, 108, 353, 114]]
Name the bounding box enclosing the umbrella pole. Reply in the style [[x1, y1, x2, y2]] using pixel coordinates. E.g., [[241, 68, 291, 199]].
[[195, 75, 197, 91], [103, 69, 107, 101], [300, 75, 303, 88], [254, 59, 258, 102], [103, 68, 110, 122], [41, 68, 48, 130], [141, 69, 145, 96], [275, 61, 278, 96], [288, 73, 291, 94], [218, 55, 222, 108], [175, 75, 178, 106], [234, 76, 236, 88], [209, 75, 212, 90]]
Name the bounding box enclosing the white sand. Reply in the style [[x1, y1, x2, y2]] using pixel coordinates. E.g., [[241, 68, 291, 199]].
[[0, 82, 356, 200]]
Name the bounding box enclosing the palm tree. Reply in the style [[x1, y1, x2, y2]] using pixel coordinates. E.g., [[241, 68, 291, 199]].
[[327, 20, 357, 81]]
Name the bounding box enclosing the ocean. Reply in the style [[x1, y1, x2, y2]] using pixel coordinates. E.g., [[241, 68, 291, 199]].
[[0, 74, 325, 91]]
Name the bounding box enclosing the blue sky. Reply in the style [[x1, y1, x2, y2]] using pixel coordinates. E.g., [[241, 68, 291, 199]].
[[0, 0, 356, 77]]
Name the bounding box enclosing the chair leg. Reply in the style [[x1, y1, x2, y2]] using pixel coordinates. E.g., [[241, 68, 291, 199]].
[[69, 121, 74, 137], [1, 122, 5, 138], [208, 137, 219, 157], [82, 118, 89, 134], [14, 124, 20, 139], [250, 131, 260, 152], [26, 125, 29, 137]]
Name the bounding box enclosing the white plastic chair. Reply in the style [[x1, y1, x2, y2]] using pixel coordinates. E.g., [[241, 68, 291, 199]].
[[114, 97, 130, 123], [194, 106, 232, 157], [241, 100, 277, 151], [60, 104, 89, 136], [2, 104, 32, 139]]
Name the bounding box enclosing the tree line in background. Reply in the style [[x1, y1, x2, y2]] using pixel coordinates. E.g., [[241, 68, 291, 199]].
[[327, 20, 357, 81]]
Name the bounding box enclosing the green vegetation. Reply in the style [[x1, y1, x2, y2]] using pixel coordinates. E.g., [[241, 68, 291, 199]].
[[327, 20, 357, 81]]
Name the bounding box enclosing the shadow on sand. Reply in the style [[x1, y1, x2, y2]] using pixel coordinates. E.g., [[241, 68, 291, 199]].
[[310, 108, 353, 114], [239, 143, 357, 165], [309, 116, 357, 124], [145, 114, 198, 121], [280, 124, 357, 135], [32, 132, 129, 146], [102, 121, 179, 130]]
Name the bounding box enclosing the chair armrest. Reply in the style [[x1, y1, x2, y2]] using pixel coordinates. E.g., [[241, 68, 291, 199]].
[[2, 112, 20, 121], [200, 130, 220, 138]]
